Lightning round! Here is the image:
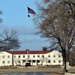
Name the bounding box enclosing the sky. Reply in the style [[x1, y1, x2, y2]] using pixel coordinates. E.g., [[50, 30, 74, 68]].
[[0, 0, 50, 50]]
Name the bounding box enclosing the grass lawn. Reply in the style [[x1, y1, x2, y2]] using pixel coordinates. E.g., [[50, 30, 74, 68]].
[[0, 66, 75, 75], [0, 66, 63, 72]]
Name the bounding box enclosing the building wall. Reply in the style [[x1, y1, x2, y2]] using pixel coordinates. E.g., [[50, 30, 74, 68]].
[[0, 50, 63, 66], [46, 50, 63, 65], [13, 54, 43, 66], [13, 50, 63, 66], [0, 52, 12, 66]]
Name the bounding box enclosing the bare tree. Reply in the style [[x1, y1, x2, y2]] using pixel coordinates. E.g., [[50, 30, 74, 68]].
[[0, 30, 20, 51], [34, 0, 75, 73], [69, 50, 75, 66]]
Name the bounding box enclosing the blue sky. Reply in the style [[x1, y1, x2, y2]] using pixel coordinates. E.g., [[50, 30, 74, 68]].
[[0, 0, 50, 50]]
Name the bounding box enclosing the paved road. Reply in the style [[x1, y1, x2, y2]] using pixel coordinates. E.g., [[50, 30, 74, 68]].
[[0, 72, 51, 75]]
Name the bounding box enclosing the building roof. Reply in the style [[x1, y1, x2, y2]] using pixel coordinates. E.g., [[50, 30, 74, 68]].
[[8, 50, 53, 54]]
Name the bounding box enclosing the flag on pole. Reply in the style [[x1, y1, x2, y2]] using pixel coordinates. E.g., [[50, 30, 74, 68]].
[[27, 7, 36, 14]]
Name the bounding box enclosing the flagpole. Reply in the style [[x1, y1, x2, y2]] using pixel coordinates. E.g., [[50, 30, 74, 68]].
[[26, 5, 29, 61], [25, 6, 36, 63]]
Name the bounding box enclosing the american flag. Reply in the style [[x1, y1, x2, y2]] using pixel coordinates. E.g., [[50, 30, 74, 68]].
[[28, 7, 36, 14]]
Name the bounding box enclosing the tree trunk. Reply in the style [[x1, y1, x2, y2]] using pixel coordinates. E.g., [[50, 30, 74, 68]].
[[64, 58, 68, 72], [62, 49, 69, 73], [66, 50, 70, 72]]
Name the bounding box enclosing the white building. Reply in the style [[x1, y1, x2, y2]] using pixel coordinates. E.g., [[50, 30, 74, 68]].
[[0, 50, 63, 66], [0, 51, 12, 66]]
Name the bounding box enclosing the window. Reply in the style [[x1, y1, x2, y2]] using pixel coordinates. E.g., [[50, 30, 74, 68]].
[[33, 55, 35, 58], [23, 55, 25, 58], [59, 60, 61, 63], [18, 61, 20, 63], [53, 55, 55, 57], [48, 55, 50, 57], [18, 55, 20, 58], [38, 55, 40, 58], [59, 55, 61, 57], [3, 61, 5, 64], [28, 55, 30, 58], [37, 60, 40, 63], [42, 55, 44, 58], [8, 61, 10, 63], [48, 60, 50, 63], [8, 56, 10, 58], [23, 60, 26, 63], [32, 60, 35, 63], [3, 56, 5, 58], [54, 60, 56, 63]]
